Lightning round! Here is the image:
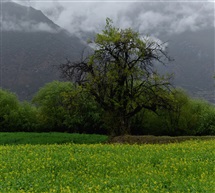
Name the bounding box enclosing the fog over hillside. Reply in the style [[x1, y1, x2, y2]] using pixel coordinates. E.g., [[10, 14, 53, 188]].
[[1, 0, 215, 102], [1, 1, 86, 100]]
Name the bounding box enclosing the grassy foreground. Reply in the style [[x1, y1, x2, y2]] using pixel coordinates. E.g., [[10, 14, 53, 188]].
[[1, 140, 214, 192], [0, 132, 108, 145]]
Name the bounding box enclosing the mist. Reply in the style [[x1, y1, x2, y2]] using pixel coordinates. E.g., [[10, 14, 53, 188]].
[[12, 0, 214, 39]]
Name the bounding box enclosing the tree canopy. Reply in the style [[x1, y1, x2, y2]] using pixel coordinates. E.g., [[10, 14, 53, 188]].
[[60, 18, 173, 135]]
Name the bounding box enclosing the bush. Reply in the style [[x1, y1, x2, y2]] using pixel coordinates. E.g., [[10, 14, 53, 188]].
[[130, 90, 215, 136], [0, 88, 42, 132], [32, 81, 105, 133], [169, 97, 215, 135], [13, 102, 40, 132], [186, 99, 215, 135], [0, 89, 19, 131]]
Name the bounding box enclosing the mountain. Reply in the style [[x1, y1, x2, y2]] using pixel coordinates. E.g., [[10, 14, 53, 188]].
[[1, 2, 85, 100], [160, 27, 215, 103]]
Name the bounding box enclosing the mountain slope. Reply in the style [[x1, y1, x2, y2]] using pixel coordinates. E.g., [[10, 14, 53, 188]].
[[162, 27, 215, 102], [1, 2, 85, 100]]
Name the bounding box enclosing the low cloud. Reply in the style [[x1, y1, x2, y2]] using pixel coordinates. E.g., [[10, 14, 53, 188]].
[[1, 19, 58, 33], [2, 1, 59, 33], [11, 0, 214, 38], [141, 36, 169, 51]]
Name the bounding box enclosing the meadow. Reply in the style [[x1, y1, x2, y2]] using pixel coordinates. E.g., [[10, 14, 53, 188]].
[[0, 132, 108, 145], [0, 139, 214, 192]]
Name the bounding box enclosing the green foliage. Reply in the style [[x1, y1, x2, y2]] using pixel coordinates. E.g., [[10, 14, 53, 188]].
[[0, 88, 19, 131], [0, 88, 40, 131], [131, 89, 215, 136], [1, 140, 214, 192], [12, 102, 40, 132], [160, 92, 215, 135], [32, 81, 104, 133], [180, 99, 215, 135], [32, 81, 73, 131]]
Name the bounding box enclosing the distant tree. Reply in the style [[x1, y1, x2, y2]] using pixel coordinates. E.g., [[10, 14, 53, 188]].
[[32, 81, 80, 131], [0, 89, 19, 131], [14, 102, 39, 132], [32, 81, 103, 133], [60, 18, 173, 135]]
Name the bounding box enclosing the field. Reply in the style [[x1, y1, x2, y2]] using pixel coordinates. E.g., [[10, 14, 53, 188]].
[[0, 132, 108, 145], [0, 136, 214, 193]]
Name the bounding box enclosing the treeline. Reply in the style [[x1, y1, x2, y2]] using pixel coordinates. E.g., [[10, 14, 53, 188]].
[[0, 81, 215, 136]]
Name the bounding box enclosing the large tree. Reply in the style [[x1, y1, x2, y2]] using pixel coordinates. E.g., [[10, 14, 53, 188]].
[[60, 19, 173, 135]]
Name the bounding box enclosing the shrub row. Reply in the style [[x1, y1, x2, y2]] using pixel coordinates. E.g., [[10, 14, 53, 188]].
[[131, 90, 215, 136], [0, 81, 215, 135]]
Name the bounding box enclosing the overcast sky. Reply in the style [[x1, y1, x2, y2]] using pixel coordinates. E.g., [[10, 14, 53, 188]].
[[9, 0, 214, 38]]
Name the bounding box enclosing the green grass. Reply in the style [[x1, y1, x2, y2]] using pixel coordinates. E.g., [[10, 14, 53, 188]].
[[0, 132, 108, 145], [0, 140, 214, 192]]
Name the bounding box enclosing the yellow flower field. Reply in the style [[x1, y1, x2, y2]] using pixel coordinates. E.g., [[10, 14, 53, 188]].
[[0, 140, 214, 192]]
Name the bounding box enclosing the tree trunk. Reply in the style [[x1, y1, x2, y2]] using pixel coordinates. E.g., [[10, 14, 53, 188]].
[[118, 116, 131, 135], [104, 111, 131, 136]]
